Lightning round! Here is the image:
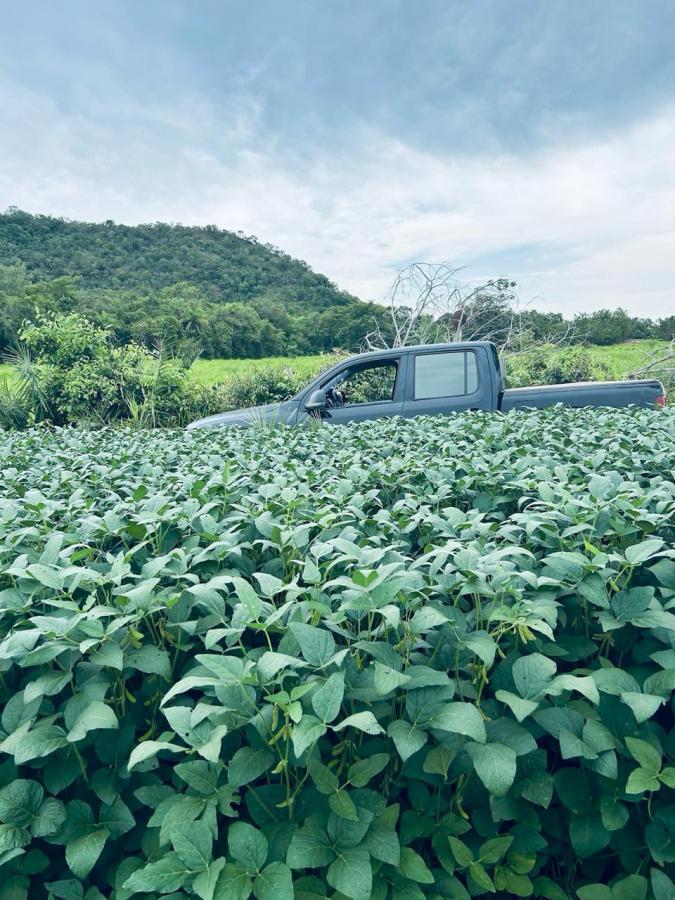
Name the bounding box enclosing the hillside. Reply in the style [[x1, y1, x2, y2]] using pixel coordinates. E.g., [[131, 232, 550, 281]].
[[0, 208, 357, 309], [0, 209, 381, 357]]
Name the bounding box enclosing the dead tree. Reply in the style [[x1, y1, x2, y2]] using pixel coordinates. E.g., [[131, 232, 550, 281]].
[[626, 339, 675, 391], [361, 262, 541, 353]]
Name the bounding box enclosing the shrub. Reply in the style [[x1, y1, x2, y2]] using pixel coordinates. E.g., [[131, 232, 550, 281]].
[[0, 407, 674, 898], [218, 365, 309, 410], [217, 352, 346, 411], [1, 311, 222, 428], [506, 346, 611, 388]]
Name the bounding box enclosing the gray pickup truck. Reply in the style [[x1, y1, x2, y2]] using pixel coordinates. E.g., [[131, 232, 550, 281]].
[[187, 341, 666, 429]]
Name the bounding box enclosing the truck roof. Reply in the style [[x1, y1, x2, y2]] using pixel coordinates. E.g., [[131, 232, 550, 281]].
[[338, 340, 497, 366]]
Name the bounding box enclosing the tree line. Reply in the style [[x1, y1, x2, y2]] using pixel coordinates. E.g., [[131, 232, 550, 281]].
[[1, 210, 673, 359]]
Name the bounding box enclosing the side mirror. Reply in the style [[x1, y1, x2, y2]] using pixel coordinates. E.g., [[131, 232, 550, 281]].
[[305, 389, 327, 411]]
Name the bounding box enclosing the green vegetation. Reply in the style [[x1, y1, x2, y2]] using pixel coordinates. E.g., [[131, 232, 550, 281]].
[[191, 355, 331, 386], [0, 407, 673, 897], [1, 341, 669, 391], [192, 342, 669, 389], [2, 211, 674, 364], [2, 337, 669, 429], [0, 210, 385, 358], [0, 311, 221, 429], [583, 340, 670, 376]]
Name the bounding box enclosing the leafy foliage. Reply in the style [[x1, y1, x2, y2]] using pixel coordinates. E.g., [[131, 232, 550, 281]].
[[0, 406, 673, 898], [506, 346, 612, 388], [0, 211, 382, 358], [1, 311, 222, 428], [2, 212, 674, 362]]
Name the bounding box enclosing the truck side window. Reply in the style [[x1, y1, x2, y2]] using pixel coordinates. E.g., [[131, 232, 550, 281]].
[[414, 351, 478, 399], [323, 361, 398, 406]]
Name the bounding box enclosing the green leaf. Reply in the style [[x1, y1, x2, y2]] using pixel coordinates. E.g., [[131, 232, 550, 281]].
[[66, 827, 110, 879], [0, 824, 30, 852], [0, 781, 43, 827], [228, 747, 274, 788], [123, 852, 191, 893], [312, 672, 344, 723], [625, 737, 661, 772], [254, 862, 294, 900], [651, 869, 675, 900], [174, 760, 219, 795], [125, 644, 172, 680], [348, 753, 390, 787], [43, 880, 84, 900], [620, 692, 663, 723], [448, 836, 474, 867], [364, 820, 400, 866], [329, 790, 358, 821], [32, 798, 66, 837], [577, 887, 612, 900], [387, 720, 426, 761], [374, 662, 411, 695], [333, 711, 383, 735], [464, 631, 497, 667], [495, 690, 539, 722], [211, 863, 253, 899], [625, 767, 660, 794], [172, 820, 213, 871], [308, 756, 339, 796], [257, 651, 307, 680], [397, 846, 435, 883], [547, 674, 599, 705], [467, 742, 517, 797], [512, 653, 557, 699], [290, 623, 336, 666], [14, 724, 68, 764], [431, 702, 487, 743], [230, 576, 263, 621], [625, 538, 664, 565], [612, 874, 648, 900], [228, 821, 268, 873], [286, 819, 334, 869], [90, 641, 123, 670], [292, 715, 327, 757], [66, 701, 118, 742], [193, 858, 227, 900], [599, 796, 629, 832], [26, 563, 63, 589], [468, 862, 495, 892], [327, 846, 372, 900], [128, 739, 184, 770], [479, 835, 513, 864], [569, 815, 610, 858]]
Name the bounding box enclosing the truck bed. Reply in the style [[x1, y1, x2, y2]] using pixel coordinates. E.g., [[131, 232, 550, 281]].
[[500, 378, 664, 411]]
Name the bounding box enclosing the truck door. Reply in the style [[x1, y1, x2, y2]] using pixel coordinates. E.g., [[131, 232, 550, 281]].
[[402, 348, 492, 418], [300, 355, 407, 424]]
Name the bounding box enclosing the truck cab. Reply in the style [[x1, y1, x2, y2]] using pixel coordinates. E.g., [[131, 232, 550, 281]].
[[295, 341, 500, 423]]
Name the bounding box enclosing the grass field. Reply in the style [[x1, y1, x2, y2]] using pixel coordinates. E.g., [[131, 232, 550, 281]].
[[576, 339, 669, 378], [0, 340, 668, 387], [190, 340, 670, 385], [190, 353, 329, 385]]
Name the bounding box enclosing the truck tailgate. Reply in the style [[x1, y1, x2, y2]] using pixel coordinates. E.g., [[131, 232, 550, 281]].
[[500, 378, 664, 411]]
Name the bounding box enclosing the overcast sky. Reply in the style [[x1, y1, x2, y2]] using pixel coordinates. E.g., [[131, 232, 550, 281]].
[[2, 0, 675, 317]]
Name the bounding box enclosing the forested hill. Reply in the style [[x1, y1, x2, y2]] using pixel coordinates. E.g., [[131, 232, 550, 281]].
[[0, 208, 355, 309], [0, 209, 380, 357]]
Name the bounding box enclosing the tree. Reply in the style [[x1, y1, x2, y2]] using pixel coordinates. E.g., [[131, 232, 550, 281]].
[[361, 263, 521, 351]]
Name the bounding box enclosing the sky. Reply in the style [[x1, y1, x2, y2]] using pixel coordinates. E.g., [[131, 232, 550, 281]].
[[1, 0, 675, 318]]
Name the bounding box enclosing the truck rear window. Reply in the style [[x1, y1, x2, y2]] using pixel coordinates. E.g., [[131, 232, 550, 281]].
[[414, 351, 478, 399]]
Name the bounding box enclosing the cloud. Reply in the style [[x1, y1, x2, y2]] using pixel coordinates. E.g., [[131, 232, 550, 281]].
[[1, 70, 675, 318]]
